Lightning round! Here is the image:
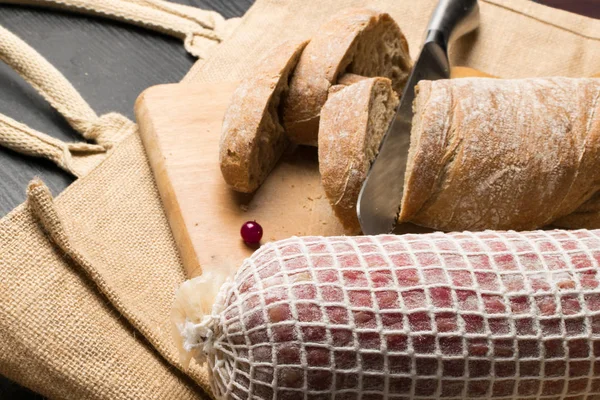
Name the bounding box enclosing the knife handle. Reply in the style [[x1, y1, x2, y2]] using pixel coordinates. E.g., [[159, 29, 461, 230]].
[[425, 0, 480, 52]]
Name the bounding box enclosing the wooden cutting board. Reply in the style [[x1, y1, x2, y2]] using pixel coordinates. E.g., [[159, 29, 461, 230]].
[[136, 81, 347, 279], [134, 67, 568, 280]]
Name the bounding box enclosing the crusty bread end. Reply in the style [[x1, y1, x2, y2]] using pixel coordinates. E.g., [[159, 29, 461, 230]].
[[219, 39, 309, 193]]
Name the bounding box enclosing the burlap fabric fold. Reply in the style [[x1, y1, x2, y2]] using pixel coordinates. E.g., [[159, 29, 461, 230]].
[[0, 1, 235, 398], [1, 0, 600, 399]]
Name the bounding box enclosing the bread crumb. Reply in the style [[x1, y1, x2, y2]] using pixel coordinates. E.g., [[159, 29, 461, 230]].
[[307, 196, 313, 201], [240, 204, 249, 212]]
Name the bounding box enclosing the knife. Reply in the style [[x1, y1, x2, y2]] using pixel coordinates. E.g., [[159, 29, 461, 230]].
[[357, 0, 480, 235]]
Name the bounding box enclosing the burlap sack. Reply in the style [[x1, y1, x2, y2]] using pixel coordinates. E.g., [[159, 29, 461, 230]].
[[1, 0, 600, 399], [185, 0, 600, 82], [0, 1, 238, 398]]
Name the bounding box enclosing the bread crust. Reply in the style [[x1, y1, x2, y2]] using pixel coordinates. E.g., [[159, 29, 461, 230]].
[[283, 8, 411, 146], [399, 77, 600, 231], [554, 191, 600, 228], [219, 39, 308, 193], [319, 77, 399, 233]]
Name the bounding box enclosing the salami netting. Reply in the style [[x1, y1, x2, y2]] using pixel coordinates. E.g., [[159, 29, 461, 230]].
[[190, 230, 600, 399]]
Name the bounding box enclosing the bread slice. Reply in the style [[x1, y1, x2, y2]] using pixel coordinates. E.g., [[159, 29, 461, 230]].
[[318, 77, 399, 233], [219, 39, 308, 193], [283, 8, 411, 147]]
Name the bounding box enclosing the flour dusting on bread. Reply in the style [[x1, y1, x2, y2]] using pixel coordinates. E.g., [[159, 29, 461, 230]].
[[400, 77, 600, 231]]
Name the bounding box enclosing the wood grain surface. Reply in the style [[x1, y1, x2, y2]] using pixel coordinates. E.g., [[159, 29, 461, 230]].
[[0, 0, 597, 398]]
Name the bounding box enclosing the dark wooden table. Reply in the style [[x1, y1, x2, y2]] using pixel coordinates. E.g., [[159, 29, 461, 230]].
[[0, 0, 596, 398]]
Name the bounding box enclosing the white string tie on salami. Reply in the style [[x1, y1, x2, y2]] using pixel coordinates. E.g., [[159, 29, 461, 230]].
[[181, 316, 217, 354]]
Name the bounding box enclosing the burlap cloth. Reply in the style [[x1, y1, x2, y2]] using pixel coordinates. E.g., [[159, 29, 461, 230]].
[[0, 0, 599, 399]]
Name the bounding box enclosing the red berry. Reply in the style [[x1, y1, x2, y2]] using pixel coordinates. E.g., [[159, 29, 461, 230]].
[[241, 221, 263, 244]]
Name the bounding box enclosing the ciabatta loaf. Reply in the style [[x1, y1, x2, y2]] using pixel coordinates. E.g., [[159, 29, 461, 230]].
[[219, 39, 308, 193], [283, 8, 411, 146], [399, 77, 600, 231], [319, 77, 399, 233]]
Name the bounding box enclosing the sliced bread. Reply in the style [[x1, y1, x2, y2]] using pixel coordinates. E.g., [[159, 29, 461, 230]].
[[318, 77, 399, 233], [219, 39, 308, 193], [283, 8, 411, 146]]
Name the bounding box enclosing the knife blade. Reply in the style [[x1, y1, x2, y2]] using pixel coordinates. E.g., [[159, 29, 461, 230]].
[[357, 0, 480, 235]]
